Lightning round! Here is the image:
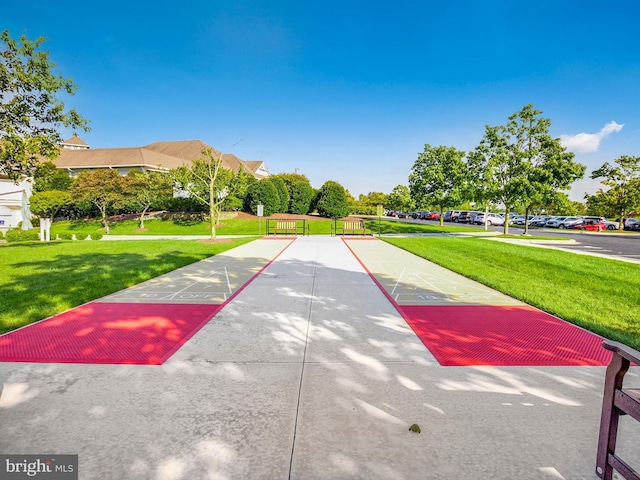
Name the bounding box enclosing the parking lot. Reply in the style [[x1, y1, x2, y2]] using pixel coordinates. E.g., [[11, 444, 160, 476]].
[[382, 214, 640, 263]]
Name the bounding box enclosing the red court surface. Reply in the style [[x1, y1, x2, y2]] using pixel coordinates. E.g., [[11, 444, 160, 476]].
[[0, 303, 222, 365], [399, 305, 613, 366]]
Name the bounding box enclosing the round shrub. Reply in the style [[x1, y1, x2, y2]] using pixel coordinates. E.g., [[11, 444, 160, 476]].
[[57, 232, 73, 240], [6, 229, 40, 242], [75, 233, 89, 240], [246, 179, 281, 216], [315, 181, 350, 219], [91, 233, 103, 240]]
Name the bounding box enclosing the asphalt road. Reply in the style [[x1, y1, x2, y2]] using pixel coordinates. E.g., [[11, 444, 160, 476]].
[[383, 216, 640, 263], [507, 224, 640, 262]]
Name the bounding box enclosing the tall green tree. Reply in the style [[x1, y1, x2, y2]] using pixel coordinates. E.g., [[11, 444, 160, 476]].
[[590, 155, 640, 229], [33, 161, 72, 192], [315, 181, 350, 219], [386, 185, 414, 212], [171, 148, 233, 239], [409, 144, 467, 226], [71, 169, 123, 233], [122, 170, 173, 229], [0, 30, 89, 182], [506, 105, 585, 234], [29, 190, 71, 220], [468, 104, 584, 234]]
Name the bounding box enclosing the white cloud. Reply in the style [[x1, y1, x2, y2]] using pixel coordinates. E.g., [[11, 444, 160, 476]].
[[560, 121, 624, 153]]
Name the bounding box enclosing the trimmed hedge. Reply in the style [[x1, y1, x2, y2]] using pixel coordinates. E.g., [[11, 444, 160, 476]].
[[5, 229, 40, 242], [75, 233, 89, 240], [57, 232, 73, 240], [91, 233, 103, 240]]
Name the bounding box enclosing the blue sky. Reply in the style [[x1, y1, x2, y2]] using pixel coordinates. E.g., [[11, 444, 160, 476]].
[[5, 1, 640, 200]]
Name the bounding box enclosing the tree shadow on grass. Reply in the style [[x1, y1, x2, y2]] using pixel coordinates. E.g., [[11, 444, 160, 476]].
[[0, 249, 212, 333]]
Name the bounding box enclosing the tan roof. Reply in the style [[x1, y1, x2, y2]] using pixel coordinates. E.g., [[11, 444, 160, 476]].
[[143, 140, 216, 161], [61, 135, 89, 147], [54, 147, 188, 171], [53, 140, 268, 179]]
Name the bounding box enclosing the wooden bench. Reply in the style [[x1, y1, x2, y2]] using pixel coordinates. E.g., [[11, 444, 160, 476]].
[[273, 220, 299, 235], [332, 219, 368, 236], [596, 340, 640, 480]]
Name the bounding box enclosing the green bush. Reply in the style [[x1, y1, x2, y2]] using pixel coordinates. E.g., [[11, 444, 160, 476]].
[[164, 196, 207, 212], [289, 181, 316, 215], [91, 233, 103, 240], [315, 181, 350, 219], [270, 176, 289, 213], [6, 229, 40, 242], [75, 233, 89, 240], [246, 179, 281, 216], [161, 211, 207, 226], [57, 232, 73, 240], [0, 230, 4, 240]]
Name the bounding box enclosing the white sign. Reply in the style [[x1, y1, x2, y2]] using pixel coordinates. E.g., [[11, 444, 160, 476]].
[[257, 204, 264, 217]]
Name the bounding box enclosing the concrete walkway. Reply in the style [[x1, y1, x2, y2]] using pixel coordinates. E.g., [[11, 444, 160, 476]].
[[0, 237, 637, 479]]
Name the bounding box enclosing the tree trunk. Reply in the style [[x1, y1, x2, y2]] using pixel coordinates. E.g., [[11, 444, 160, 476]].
[[100, 205, 109, 234], [139, 205, 150, 229], [523, 206, 531, 235], [439, 205, 444, 226], [503, 208, 510, 235], [209, 183, 216, 240]]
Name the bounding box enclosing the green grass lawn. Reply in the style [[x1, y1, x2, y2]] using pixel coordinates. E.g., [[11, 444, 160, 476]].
[[382, 236, 640, 349], [0, 238, 256, 334], [49, 216, 481, 237], [364, 219, 480, 234]]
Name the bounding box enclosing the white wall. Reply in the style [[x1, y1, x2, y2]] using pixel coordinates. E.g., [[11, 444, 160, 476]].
[[0, 176, 33, 232]]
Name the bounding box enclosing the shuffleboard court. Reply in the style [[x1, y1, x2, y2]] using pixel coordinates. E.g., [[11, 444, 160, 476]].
[[101, 238, 292, 304], [343, 237, 521, 306], [344, 238, 611, 366], [0, 238, 294, 364]]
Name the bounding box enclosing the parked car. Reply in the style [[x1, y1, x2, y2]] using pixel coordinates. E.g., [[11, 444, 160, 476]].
[[580, 219, 606, 231], [624, 218, 640, 231], [396, 212, 410, 219], [604, 220, 619, 230], [529, 216, 550, 227], [559, 216, 583, 229], [444, 210, 462, 222], [473, 213, 505, 226], [545, 216, 567, 228], [424, 211, 440, 220], [516, 215, 534, 225], [457, 211, 481, 223], [509, 215, 524, 225]]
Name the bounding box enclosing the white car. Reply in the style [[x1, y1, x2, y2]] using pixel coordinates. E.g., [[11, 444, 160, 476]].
[[559, 216, 583, 229], [473, 213, 505, 226], [545, 216, 566, 228]]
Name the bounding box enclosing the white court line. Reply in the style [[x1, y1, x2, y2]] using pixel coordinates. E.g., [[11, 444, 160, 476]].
[[390, 267, 406, 300], [223, 266, 232, 300], [160, 267, 231, 301]]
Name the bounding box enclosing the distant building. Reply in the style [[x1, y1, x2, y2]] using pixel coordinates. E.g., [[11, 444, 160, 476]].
[[0, 176, 33, 232], [0, 136, 270, 232], [54, 136, 270, 179]]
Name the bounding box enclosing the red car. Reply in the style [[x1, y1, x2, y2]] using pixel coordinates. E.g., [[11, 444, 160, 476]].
[[425, 211, 440, 220], [580, 219, 606, 232]]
